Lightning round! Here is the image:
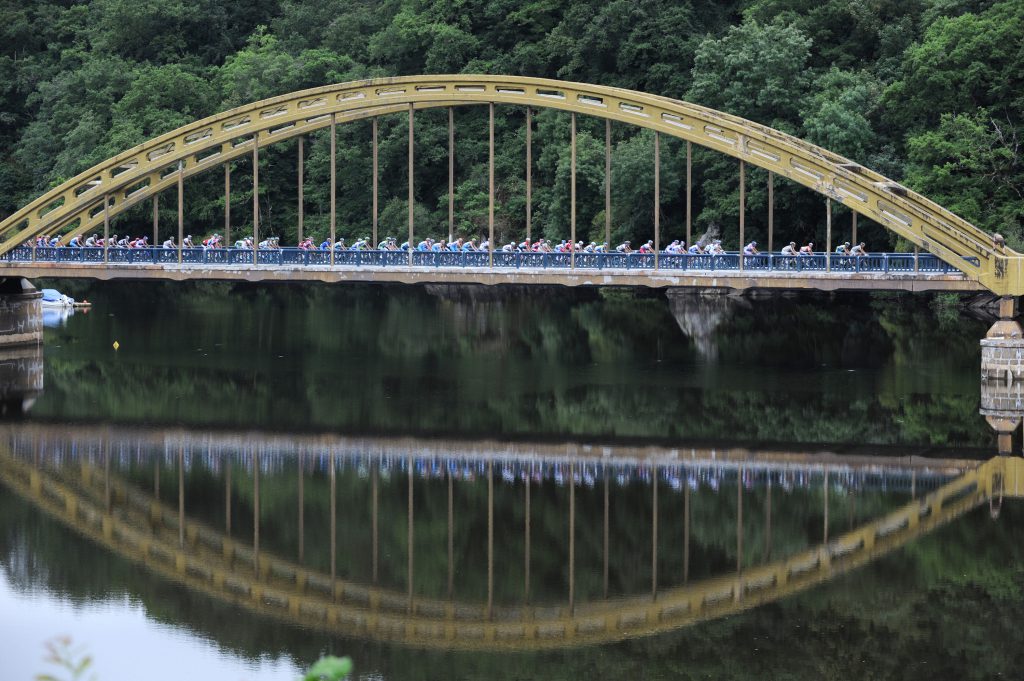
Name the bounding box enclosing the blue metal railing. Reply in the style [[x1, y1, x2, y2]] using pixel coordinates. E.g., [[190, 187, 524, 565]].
[[2, 246, 970, 275]]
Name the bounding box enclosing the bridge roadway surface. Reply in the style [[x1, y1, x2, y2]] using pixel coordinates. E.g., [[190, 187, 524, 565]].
[[2, 423, 1015, 650], [1, 247, 982, 291]]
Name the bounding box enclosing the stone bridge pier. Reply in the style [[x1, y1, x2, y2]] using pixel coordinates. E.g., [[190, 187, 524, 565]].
[[0, 278, 42, 347], [0, 277, 43, 416], [981, 296, 1024, 453]]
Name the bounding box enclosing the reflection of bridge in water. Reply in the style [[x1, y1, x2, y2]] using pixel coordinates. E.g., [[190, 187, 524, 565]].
[[2, 423, 1020, 651]]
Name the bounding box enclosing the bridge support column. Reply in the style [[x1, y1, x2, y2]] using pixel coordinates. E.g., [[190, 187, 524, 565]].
[[0, 278, 42, 349], [0, 321, 42, 416], [981, 296, 1024, 454], [981, 297, 1023, 382], [981, 366, 1024, 455], [0, 274, 41, 417]]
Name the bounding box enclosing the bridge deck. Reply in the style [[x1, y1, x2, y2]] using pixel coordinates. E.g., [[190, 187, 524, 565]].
[[0, 261, 981, 291]]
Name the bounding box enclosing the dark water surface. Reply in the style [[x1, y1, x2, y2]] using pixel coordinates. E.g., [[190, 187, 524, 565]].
[[4, 281, 1022, 680]]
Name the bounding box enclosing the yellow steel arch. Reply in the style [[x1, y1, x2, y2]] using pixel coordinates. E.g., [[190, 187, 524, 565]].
[[3, 446, 1019, 651], [1, 75, 1020, 293]]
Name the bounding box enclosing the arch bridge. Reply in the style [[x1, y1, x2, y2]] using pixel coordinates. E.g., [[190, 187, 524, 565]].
[[0, 76, 1015, 294], [2, 424, 1020, 651]]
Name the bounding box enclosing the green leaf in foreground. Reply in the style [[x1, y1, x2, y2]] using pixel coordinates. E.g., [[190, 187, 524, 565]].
[[303, 655, 353, 681]]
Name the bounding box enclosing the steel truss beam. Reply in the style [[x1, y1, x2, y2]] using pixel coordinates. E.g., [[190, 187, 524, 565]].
[[1, 76, 1018, 293]]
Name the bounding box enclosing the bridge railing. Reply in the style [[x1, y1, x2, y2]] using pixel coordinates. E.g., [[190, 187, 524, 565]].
[[2, 246, 971, 275]]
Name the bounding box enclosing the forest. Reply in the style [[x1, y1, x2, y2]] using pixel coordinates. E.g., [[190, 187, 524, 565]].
[[1, 0, 1021, 251]]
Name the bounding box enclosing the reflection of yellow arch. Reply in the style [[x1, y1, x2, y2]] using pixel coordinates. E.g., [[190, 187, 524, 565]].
[[0, 76, 1020, 293], [3, 448, 1020, 651]]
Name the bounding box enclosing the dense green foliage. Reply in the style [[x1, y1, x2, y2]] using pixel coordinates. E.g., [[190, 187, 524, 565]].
[[1, 1, 1022, 248]]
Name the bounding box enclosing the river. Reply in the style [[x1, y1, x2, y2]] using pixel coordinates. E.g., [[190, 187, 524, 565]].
[[2, 281, 1020, 680]]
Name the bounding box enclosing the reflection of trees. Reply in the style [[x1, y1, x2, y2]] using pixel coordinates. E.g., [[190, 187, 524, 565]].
[[34, 283, 990, 446]]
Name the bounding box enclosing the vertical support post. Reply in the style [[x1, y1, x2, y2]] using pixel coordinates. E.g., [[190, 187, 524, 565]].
[[224, 165, 231, 248], [372, 117, 379, 249], [849, 488, 856, 530], [152, 195, 159, 246], [826, 198, 832, 272], [603, 467, 609, 599], [738, 160, 745, 270], [651, 466, 659, 599], [605, 119, 612, 249], [104, 445, 110, 513], [448, 108, 454, 244], [823, 470, 829, 543], [526, 107, 532, 243], [488, 102, 495, 268], [448, 470, 454, 598], [686, 141, 692, 248], [767, 171, 774, 252], [297, 453, 304, 564], [765, 478, 772, 561], [253, 451, 260, 578], [407, 454, 414, 611], [225, 461, 231, 535], [329, 454, 336, 584], [524, 475, 531, 603], [103, 196, 110, 264], [736, 470, 743, 574], [373, 460, 379, 584], [177, 161, 184, 265], [654, 132, 660, 270], [487, 460, 494, 619], [852, 212, 858, 245], [178, 446, 184, 550], [914, 245, 920, 273], [297, 136, 304, 244], [569, 460, 575, 613], [330, 114, 336, 266], [570, 112, 577, 269], [251, 140, 259, 265], [683, 481, 690, 583], [408, 104, 415, 266]]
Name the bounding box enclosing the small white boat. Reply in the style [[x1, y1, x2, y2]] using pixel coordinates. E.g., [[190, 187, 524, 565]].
[[41, 288, 89, 309]]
